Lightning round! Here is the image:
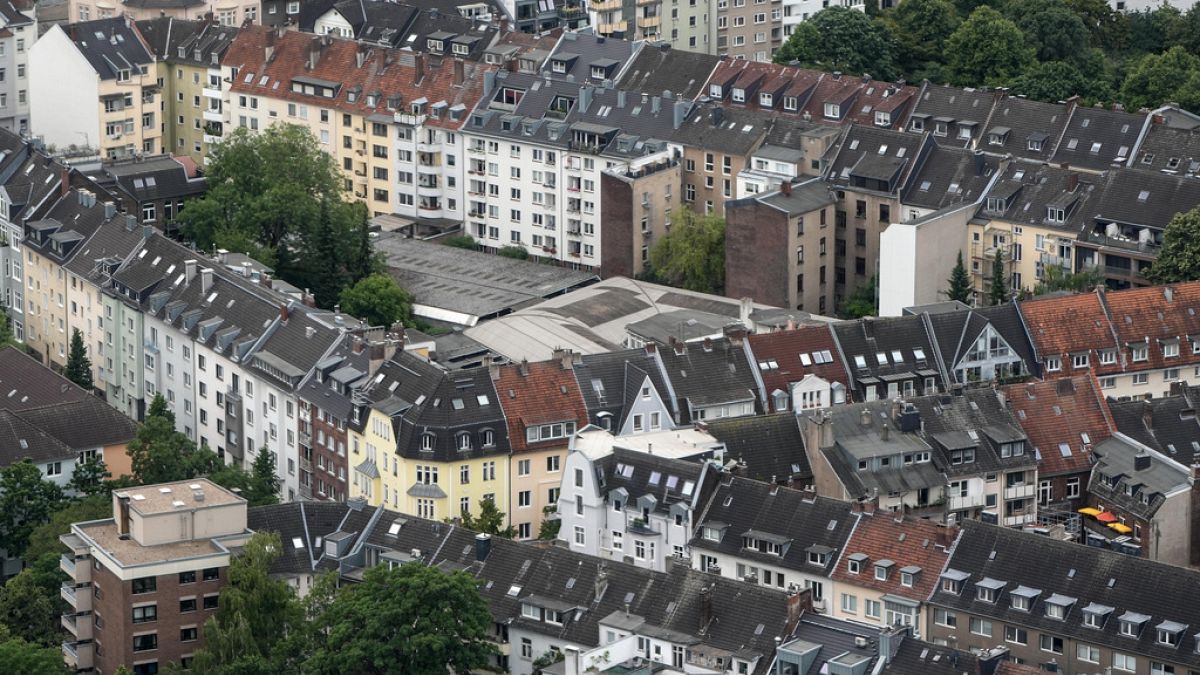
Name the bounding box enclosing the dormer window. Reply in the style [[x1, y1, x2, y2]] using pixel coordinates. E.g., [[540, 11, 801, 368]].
[[874, 111, 891, 127], [427, 40, 443, 53], [1028, 138, 1043, 151], [1157, 621, 1185, 646], [457, 432, 472, 451], [732, 88, 745, 103], [987, 197, 1007, 213], [1119, 612, 1149, 637], [1132, 344, 1148, 362], [806, 545, 833, 566], [1010, 586, 1039, 612], [910, 118, 924, 132], [590, 66, 606, 80], [900, 567, 919, 587], [823, 103, 840, 119], [783, 96, 798, 111], [760, 93, 773, 107], [1046, 356, 1062, 372], [452, 43, 469, 56], [702, 526, 723, 542], [420, 433, 435, 451], [1082, 604, 1112, 629], [847, 553, 867, 574], [1044, 594, 1075, 620], [976, 578, 1003, 603], [1047, 207, 1065, 223], [710, 84, 722, 98], [552, 60, 567, 73], [940, 569, 969, 595], [874, 560, 893, 581]]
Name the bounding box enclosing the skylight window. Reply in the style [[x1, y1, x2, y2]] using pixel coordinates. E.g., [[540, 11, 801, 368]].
[[799, 353, 812, 366], [876, 352, 888, 365]]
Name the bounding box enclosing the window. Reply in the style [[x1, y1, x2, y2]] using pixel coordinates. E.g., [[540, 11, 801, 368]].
[[517, 459, 530, 477], [1046, 356, 1062, 372], [574, 526, 585, 545], [1005, 625, 1027, 645], [841, 593, 857, 613], [546, 455, 561, 472], [1073, 353, 1089, 369], [1113, 653, 1136, 672], [1077, 643, 1100, 663], [179, 571, 196, 584], [133, 577, 157, 594], [132, 605, 157, 623], [1040, 634, 1063, 654], [934, 609, 957, 627], [202, 595, 218, 610], [180, 598, 196, 612], [864, 599, 880, 619], [970, 617, 993, 636], [132, 634, 158, 652], [181, 626, 198, 641], [202, 567, 219, 582]]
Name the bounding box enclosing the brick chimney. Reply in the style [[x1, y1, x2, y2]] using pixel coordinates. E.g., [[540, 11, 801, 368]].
[[279, 302, 290, 322], [781, 180, 792, 196], [698, 585, 713, 635], [60, 166, 71, 198], [453, 58, 465, 86], [786, 587, 812, 629], [413, 52, 426, 84]]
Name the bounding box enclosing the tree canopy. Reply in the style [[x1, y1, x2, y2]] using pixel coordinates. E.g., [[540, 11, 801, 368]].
[[179, 125, 378, 308], [647, 209, 726, 295], [339, 274, 414, 330], [989, 249, 1009, 305], [0, 460, 65, 559], [64, 329, 93, 391], [947, 251, 972, 303], [945, 6, 1035, 86], [1146, 207, 1200, 284], [460, 496, 515, 538], [775, 7, 898, 80]]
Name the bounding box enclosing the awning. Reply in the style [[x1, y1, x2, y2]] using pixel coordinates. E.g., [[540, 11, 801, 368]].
[[1108, 522, 1133, 534], [1095, 511, 1118, 523], [1078, 507, 1102, 516]]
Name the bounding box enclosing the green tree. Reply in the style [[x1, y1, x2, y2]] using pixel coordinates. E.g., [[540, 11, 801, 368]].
[[461, 496, 515, 538], [537, 505, 561, 541], [1168, 4, 1200, 54], [0, 460, 65, 559], [0, 633, 69, 674], [775, 7, 898, 80], [246, 447, 281, 507], [147, 392, 176, 427], [649, 209, 726, 295], [339, 274, 414, 330], [1126, 6, 1182, 54], [0, 563, 61, 646], [497, 245, 529, 260], [886, 0, 961, 77], [947, 251, 972, 303], [443, 235, 479, 251], [0, 307, 14, 349], [309, 197, 347, 309], [1010, 60, 1111, 103], [1064, 0, 1124, 46], [191, 533, 300, 673], [842, 275, 877, 319], [1146, 208, 1200, 284], [989, 249, 1009, 305], [1033, 264, 1104, 295], [1120, 46, 1200, 113], [127, 415, 198, 485], [944, 6, 1034, 86], [1007, 0, 1091, 64], [305, 564, 497, 675], [24, 493, 111, 564], [64, 329, 93, 391], [66, 454, 111, 497]]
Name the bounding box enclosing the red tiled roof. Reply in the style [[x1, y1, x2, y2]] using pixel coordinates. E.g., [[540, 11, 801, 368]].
[[1102, 282, 1200, 371], [223, 26, 492, 130], [747, 325, 851, 406], [1018, 289, 1122, 375], [1003, 374, 1114, 478], [495, 359, 589, 453], [830, 513, 956, 602]]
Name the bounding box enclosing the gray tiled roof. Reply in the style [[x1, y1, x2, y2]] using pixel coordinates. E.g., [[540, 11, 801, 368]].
[[922, 303, 1037, 379], [573, 348, 673, 423], [1051, 106, 1143, 172], [906, 84, 999, 148], [978, 97, 1069, 162], [704, 413, 811, 486], [545, 31, 637, 81], [95, 155, 207, 203], [654, 338, 759, 423], [616, 43, 720, 101], [1088, 435, 1190, 520], [1108, 390, 1200, 466], [1132, 122, 1200, 174], [901, 143, 999, 210], [65, 18, 156, 80]]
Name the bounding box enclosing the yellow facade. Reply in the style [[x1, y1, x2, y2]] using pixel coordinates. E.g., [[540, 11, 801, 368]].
[[968, 219, 1077, 297], [23, 245, 70, 368], [96, 68, 162, 160], [508, 447, 566, 540], [163, 60, 216, 165], [66, 268, 107, 392]]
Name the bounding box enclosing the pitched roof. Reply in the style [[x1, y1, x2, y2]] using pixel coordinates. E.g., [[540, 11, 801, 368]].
[[0, 409, 75, 464], [691, 477, 858, 577], [908, 389, 1036, 478], [880, 636, 981, 675], [135, 16, 240, 67], [747, 325, 851, 400], [1131, 120, 1200, 175], [93, 155, 207, 203], [1050, 105, 1143, 172], [654, 337, 759, 421], [976, 160, 1098, 233], [1102, 282, 1200, 371], [827, 125, 926, 196], [905, 83, 999, 148], [616, 44, 719, 100], [494, 359, 588, 453], [224, 26, 492, 130], [932, 519, 1200, 670], [1088, 435, 1191, 521], [1108, 388, 1200, 465], [703, 413, 810, 486], [0, 346, 91, 410], [831, 513, 957, 603], [1017, 288, 1120, 367], [63, 18, 156, 80], [831, 314, 943, 390], [978, 96, 1070, 161], [900, 143, 999, 210], [1003, 375, 1113, 478], [573, 348, 673, 422], [922, 303, 1037, 377]]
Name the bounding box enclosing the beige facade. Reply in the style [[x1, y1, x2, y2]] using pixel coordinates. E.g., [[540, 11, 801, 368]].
[[716, 0, 781, 61], [97, 66, 164, 160], [68, 0, 260, 24], [509, 446, 566, 540]]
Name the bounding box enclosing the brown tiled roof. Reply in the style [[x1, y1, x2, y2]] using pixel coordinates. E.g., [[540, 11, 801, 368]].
[[747, 325, 851, 404], [1017, 289, 1121, 376], [1003, 374, 1114, 478], [494, 359, 589, 453], [1102, 282, 1200, 371], [995, 662, 1044, 675], [224, 26, 492, 130], [830, 513, 956, 602]]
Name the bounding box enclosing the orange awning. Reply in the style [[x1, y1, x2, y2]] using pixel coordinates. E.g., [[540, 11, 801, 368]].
[[1095, 511, 1118, 523], [1108, 523, 1133, 534]]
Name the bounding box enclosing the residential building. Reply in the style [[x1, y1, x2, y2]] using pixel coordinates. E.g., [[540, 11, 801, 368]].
[[67, 0, 260, 24], [919, 302, 1037, 385], [557, 443, 720, 570], [782, 0, 864, 28], [716, 0, 783, 61], [135, 17, 241, 165], [598, 155, 680, 277], [725, 178, 837, 314], [30, 18, 163, 160], [496, 353, 589, 540], [61, 479, 251, 673], [703, 413, 813, 487], [1003, 376, 1114, 515], [829, 512, 958, 639], [1108, 385, 1200, 468], [1085, 435, 1197, 565], [831, 313, 945, 402], [674, 103, 770, 217], [86, 155, 207, 235], [654, 332, 760, 423], [571, 347, 677, 435], [927, 518, 1200, 675], [691, 477, 857, 611], [1097, 283, 1200, 398], [744, 323, 850, 411], [0, 1, 35, 135]]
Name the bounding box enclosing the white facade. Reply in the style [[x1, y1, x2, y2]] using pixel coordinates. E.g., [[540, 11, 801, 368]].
[[393, 115, 467, 221], [28, 25, 101, 154], [878, 205, 976, 317], [781, 0, 864, 33], [692, 537, 833, 611]]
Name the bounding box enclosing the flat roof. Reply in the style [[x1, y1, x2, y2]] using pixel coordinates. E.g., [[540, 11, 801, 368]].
[[375, 234, 598, 325], [117, 478, 244, 515], [77, 520, 228, 567]]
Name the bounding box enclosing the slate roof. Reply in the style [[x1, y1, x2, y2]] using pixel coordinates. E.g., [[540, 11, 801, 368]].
[[249, 501, 798, 673], [977, 96, 1070, 162], [61, 211, 146, 281], [672, 103, 770, 156], [821, 401, 945, 498], [976, 160, 1099, 233], [907, 389, 1036, 478], [12, 401, 138, 450], [1088, 168, 1200, 233], [94, 155, 207, 203], [0, 347, 87, 409], [691, 477, 858, 577], [905, 83, 999, 148], [0, 140, 69, 226], [1108, 389, 1200, 466], [326, 0, 418, 46], [224, 25, 492, 130], [1131, 120, 1200, 175], [495, 359, 589, 453], [900, 143, 999, 210], [921, 303, 1038, 377], [404, 7, 498, 60], [0, 410, 75, 464], [296, 333, 370, 423], [64, 18, 156, 80], [543, 31, 637, 82], [599, 446, 713, 516], [704, 413, 810, 486], [831, 513, 957, 603], [1050, 106, 1143, 172], [654, 337, 759, 422], [783, 614, 881, 675], [573, 348, 673, 424], [827, 125, 927, 196], [831, 314, 944, 393], [747, 325, 852, 401], [1088, 435, 1191, 521], [0, 0, 32, 27], [931, 519, 1200, 670], [1003, 376, 1113, 478], [24, 191, 123, 266], [880, 636, 980, 675], [135, 16, 240, 67], [387, 355, 511, 461], [616, 43, 719, 100]]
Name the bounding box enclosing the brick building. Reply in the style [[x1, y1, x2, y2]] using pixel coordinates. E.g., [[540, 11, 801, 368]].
[[61, 479, 251, 673]]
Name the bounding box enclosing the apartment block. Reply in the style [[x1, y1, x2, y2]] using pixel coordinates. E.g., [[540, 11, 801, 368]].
[[67, 0, 260, 24], [61, 479, 251, 674], [0, 1, 35, 135]]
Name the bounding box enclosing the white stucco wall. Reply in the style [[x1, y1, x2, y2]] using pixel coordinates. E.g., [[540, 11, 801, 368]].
[[29, 25, 99, 152]]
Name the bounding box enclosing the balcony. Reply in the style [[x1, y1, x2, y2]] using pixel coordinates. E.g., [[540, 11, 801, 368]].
[[468, 144, 486, 155], [62, 640, 94, 671], [591, 0, 621, 9], [60, 554, 91, 583], [637, 15, 660, 27], [202, 86, 223, 99], [61, 612, 93, 640], [61, 583, 91, 613], [203, 108, 223, 123], [627, 518, 660, 536], [1004, 483, 1036, 500], [946, 494, 984, 512], [1003, 511, 1037, 527]]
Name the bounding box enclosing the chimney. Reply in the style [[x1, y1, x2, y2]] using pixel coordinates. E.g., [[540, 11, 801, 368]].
[[710, 105, 724, 127], [1067, 173, 1079, 193], [579, 83, 593, 112], [878, 625, 906, 665], [555, 348, 574, 370], [780, 180, 792, 196], [562, 646, 582, 675], [60, 166, 71, 198], [280, 302, 290, 322], [474, 532, 492, 561], [651, 96, 661, 114], [200, 267, 213, 294], [617, 89, 626, 108], [1142, 399, 1154, 430], [786, 587, 811, 627], [517, 358, 529, 377], [308, 36, 321, 69], [594, 568, 609, 601], [453, 58, 465, 86], [353, 336, 365, 354], [124, 214, 136, 231], [698, 585, 713, 634], [184, 259, 197, 284], [413, 52, 426, 84], [264, 28, 276, 63], [880, 422, 889, 441], [861, 408, 871, 426], [104, 201, 117, 219], [115, 493, 131, 536], [673, 98, 689, 129], [739, 296, 754, 328], [355, 45, 368, 69], [973, 150, 986, 176], [1134, 451, 1151, 472]]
